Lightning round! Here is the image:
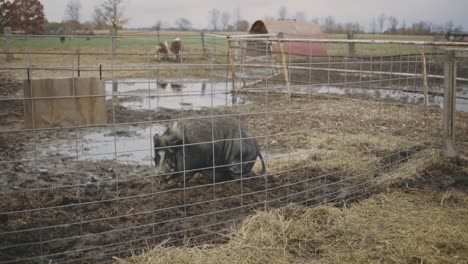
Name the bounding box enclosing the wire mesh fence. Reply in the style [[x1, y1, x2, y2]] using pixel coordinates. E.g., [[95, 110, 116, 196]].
[[0, 34, 467, 263]]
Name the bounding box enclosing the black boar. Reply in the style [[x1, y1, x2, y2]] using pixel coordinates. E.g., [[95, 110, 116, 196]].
[[153, 117, 265, 182]]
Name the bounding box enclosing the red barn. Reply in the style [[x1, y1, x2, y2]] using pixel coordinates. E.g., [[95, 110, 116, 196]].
[[247, 19, 327, 57]]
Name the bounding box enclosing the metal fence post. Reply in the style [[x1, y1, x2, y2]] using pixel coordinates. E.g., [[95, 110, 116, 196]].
[[228, 40, 238, 103], [110, 28, 118, 92], [110, 28, 116, 57], [443, 49, 457, 158]]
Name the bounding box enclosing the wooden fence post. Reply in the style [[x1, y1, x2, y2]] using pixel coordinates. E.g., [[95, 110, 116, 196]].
[[443, 49, 457, 158], [238, 40, 247, 88], [77, 48, 81, 77], [346, 30, 356, 57], [420, 47, 429, 106], [278, 40, 290, 91], [4, 27, 14, 61], [200, 31, 206, 58]]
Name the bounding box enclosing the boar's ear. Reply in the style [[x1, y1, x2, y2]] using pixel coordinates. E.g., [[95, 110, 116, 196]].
[[167, 137, 183, 153]]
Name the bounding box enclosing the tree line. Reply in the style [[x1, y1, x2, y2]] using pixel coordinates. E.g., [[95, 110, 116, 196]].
[[274, 7, 464, 35], [0, 0, 128, 34], [0, 1, 465, 36]]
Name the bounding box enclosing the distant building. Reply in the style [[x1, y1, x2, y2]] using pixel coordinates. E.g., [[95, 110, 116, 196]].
[[247, 19, 327, 57]]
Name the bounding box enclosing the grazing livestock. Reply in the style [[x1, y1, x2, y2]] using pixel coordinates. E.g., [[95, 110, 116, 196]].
[[170, 37, 183, 62], [155, 37, 183, 62], [153, 117, 266, 182], [155, 41, 170, 61]]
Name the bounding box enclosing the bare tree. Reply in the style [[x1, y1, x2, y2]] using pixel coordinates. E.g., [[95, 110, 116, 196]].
[[64, 0, 81, 33], [295, 12, 307, 22], [388, 16, 398, 34], [444, 20, 454, 32], [92, 6, 107, 29], [453, 24, 464, 32], [377, 13, 386, 33], [101, 0, 128, 33], [278, 6, 288, 19], [153, 20, 162, 41], [236, 19, 249, 31], [221, 11, 230, 31], [232, 7, 241, 30], [398, 20, 407, 34], [346, 22, 360, 56], [175, 17, 191, 31], [411, 21, 432, 35], [370, 18, 377, 34], [208, 8, 220, 31], [322, 16, 336, 33]]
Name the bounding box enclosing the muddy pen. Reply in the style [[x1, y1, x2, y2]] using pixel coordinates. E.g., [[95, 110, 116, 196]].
[[1, 34, 468, 263]]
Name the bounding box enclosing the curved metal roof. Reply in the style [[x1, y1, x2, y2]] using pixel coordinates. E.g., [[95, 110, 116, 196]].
[[251, 20, 323, 38], [249, 20, 327, 56]]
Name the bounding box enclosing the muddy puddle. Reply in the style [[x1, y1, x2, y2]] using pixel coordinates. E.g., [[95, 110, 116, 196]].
[[32, 124, 280, 166], [22, 78, 250, 165], [106, 79, 248, 110], [313, 85, 468, 112], [30, 124, 166, 166]]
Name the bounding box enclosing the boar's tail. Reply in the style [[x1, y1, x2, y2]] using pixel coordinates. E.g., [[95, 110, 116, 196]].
[[258, 152, 266, 175]]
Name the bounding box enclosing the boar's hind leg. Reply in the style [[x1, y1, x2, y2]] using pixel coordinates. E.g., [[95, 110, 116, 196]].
[[228, 159, 256, 180], [227, 164, 242, 180]]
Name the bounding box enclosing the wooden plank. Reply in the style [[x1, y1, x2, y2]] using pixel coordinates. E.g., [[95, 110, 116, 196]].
[[23, 77, 106, 129]]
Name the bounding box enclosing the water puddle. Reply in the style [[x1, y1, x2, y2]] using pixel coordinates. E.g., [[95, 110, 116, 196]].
[[34, 124, 284, 166], [314, 86, 468, 112], [31, 80, 467, 165], [106, 79, 248, 110], [34, 124, 166, 165]]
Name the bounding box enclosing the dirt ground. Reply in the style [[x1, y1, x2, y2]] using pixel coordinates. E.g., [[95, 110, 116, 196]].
[[115, 160, 468, 264], [0, 73, 467, 263]]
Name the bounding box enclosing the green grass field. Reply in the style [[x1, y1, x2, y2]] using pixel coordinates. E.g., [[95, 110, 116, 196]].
[[0, 35, 211, 49], [0, 30, 437, 52]]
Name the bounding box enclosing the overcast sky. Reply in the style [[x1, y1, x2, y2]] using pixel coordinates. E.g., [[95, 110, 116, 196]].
[[40, 0, 468, 30]]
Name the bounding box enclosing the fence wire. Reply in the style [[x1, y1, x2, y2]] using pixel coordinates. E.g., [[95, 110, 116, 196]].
[[0, 34, 467, 263]]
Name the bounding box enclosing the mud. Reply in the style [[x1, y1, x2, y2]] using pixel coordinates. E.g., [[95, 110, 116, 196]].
[[1, 75, 467, 263], [402, 158, 468, 194]]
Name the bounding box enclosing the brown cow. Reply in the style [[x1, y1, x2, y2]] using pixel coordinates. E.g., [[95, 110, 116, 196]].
[[170, 37, 183, 62], [155, 41, 169, 61]]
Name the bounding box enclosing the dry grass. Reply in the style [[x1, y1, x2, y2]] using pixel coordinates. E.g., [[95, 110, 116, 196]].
[[252, 130, 417, 177], [114, 185, 468, 264], [113, 141, 468, 264]]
